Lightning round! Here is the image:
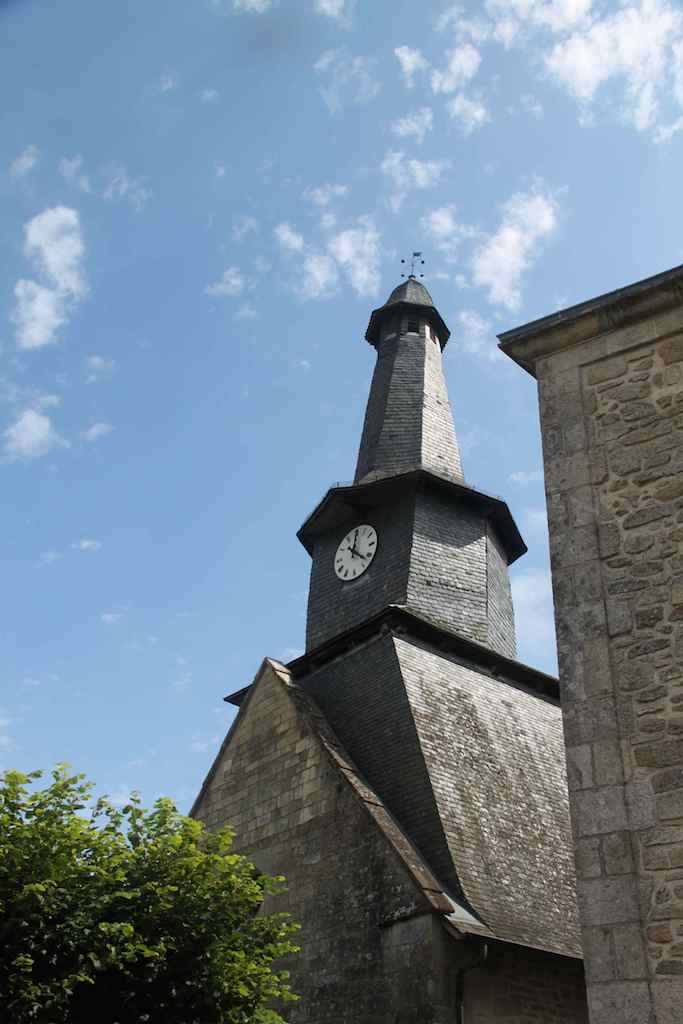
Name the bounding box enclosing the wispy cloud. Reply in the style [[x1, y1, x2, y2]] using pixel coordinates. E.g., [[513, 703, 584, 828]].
[[447, 92, 490, 132], [303, 183, 349, 207], [314, 48, 380, 112], [72, 538, 102, 552], [4, 408, 67, 460], [204, 266, 248, 297], [85, 355, 116, 383], [286, 216, 382, 301], [232, 0, 273, 11], [420, 204, 476, 261], [201, 88, 219, 102], [12, 207, 87, 350], [59, 155, 91, 193], [82, 421, 113, 443], [10, 145, 40, 178], [431, 43, 482, 94], [232, 215, 259, 241], [381, 150, 449, 212], [390, 107, 434, 144], [314, 0, 355, 25], [103, 167, 151, 211], [509, 468, 544, 484], [394, 46, 430, 88], [159, 73, 176, 92], [454, 309, 501, 361], [470, 188, 558, 309], [274, 222, 305, 252]]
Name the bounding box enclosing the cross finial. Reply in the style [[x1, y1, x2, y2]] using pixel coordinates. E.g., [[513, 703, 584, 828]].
[[400, 251, 425, 278]]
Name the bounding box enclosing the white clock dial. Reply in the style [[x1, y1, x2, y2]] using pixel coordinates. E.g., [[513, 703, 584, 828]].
[[334, 524, 377, 581]]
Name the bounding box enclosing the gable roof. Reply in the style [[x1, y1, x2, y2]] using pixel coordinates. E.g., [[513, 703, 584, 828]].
[[191, 658, 472, 928]]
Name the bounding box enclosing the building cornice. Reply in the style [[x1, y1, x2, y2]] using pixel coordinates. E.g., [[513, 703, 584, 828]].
[[498, 262, 683, 376]]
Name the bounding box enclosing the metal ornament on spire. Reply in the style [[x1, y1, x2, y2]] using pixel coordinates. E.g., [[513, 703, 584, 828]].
[[400, 251, 425, 278]]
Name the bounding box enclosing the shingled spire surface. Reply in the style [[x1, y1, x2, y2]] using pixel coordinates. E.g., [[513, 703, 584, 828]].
[[354, 278, 463, 484]]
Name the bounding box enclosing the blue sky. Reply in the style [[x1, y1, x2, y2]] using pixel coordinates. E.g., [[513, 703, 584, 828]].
[[2, 0, 683, 809]]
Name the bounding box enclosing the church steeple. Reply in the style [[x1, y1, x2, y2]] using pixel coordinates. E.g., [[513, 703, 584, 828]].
[[299, 276, 525, 657], [355, 278, 463, 484]]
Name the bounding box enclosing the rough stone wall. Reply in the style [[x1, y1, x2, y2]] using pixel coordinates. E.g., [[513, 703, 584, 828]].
[[465, 945, 588, 1023], [533, 321, 683, 1022], [193, 666, 455, 1023], [409, 489, 516, 659]]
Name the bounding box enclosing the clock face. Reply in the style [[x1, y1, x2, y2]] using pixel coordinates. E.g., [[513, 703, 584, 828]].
[[334, 524, 377, 581]]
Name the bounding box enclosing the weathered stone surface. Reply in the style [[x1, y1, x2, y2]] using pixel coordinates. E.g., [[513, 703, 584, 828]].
[[501, 266, 683, 1023]]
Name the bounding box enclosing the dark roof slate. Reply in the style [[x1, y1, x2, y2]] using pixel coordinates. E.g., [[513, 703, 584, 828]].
[[394, 637, 581, 957], [385, 278, 434, 307]]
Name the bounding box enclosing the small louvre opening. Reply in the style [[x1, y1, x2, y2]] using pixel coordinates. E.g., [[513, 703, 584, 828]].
[[407, 319, 420, 334]]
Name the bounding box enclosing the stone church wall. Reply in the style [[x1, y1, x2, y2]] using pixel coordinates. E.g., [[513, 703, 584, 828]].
[[501, 278, 683, 1024], [465, 944, 588, 1023], [194, 666, 456, 1023]]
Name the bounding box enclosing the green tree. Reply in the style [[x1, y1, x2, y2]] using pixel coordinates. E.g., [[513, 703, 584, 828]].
[[0, 766, 298, 1023]]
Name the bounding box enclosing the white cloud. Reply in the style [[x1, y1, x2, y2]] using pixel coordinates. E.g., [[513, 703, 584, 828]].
[[390, 107, 434, 144], [58, 155, 91, 193], [72, 539, 102, 552], [544, 0, 683, 133], [4, 408, 66, 460], [509, 468, 544, 484], [236, 303, 257, 319], [320, 211, 337, 231], [204, 266, 247, 296], [510, 568, 557, 671], [303, 183, 349, 206], [24, 206, 86, 298], [12, 281, 67, 350], [275, 222, 305, 252], [201, 88, 219, 102], [10, 145, 40, 178], [420, 204, 475, 261], [314, 0, 354, 24], [85, 355, 116, 383], [297, 252, 339, 300], [381, 150, 449, 211], [160, 73, 176, 92], [447, 93, 490, 132], [471, 189, 558, 309], [485, 0, 593, 41], [454, 309, 501, 361], [431, 43, 481, 94], [394, 46, 430, 87], [82, 421, 113, 443], [233, 0, 273, 10], [315, 49, 380, 112], [215, 161, 227, 179], [103, 167, 151, 211], [327, 216, 381, 297], [232, 215, 259, 241]]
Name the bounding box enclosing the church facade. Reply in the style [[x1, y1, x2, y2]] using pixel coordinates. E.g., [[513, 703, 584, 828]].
[[192, 280, 589, 1023]]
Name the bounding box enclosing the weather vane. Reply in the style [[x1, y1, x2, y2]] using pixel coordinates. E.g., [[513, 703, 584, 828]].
[[400, 251, 425, 278]]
